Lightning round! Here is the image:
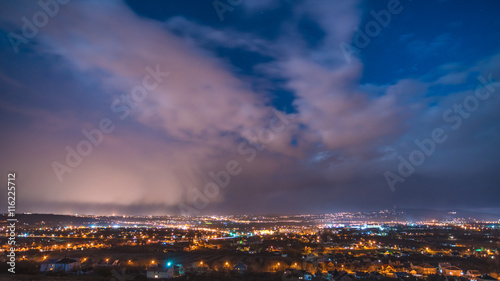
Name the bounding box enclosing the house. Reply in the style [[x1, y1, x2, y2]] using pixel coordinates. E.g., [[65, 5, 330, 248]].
[[381, 265, 396, 277], [233, 262, 247, 273], [282, 269, 312, 281], [147, 264, 184, 279], [439, 263, 452, 273], [381, 264, 395, 272], [327, 270, 347, 280], [466, 270, 481, 278], [443, 266, 463, 277], [40, 259, 59, 272], [56, 258, 81, 272], [40, 258, 81, 273], [335, 272, 354, 281], [416, 263, 437, 275], [147, 266, 169, 279]]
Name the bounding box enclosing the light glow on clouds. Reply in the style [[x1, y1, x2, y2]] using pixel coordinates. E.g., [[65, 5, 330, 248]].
[[0, 0, 499, 215]]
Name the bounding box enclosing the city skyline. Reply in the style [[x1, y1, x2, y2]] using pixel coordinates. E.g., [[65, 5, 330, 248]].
[[1, 0, 500, 216]]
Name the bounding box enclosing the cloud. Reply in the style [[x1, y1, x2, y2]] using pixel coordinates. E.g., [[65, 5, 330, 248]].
[[0, 0, 499, 214], [0, 0, 289, 214]]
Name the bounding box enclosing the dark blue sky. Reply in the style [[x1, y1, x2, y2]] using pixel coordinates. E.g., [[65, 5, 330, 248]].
[[0, 0, 499, 215]]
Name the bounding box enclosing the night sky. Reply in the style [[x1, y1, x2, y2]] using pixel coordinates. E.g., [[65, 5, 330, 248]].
[[1, 0, 500, 215]]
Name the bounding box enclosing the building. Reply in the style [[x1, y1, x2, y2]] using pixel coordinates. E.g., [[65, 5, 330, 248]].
[[147, 266, 170, 279], [443, 266, 463, 277], [147, 264, 184, 279], [334, 272, 354, 281], [416, 263, 437, 275], [466, 270, 481, 279], [439, 262, 452, 273], [283, 269, 313, 281], [233, 262, 248, 273], [380, 265, 395, 276], [40, 259, 59, 272], [40, 258, 81, 273]]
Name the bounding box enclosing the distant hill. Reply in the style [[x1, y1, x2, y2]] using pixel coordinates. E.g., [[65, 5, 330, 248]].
[[397, 208, 500, 222], [1, 209, 499, 228], [1, 213, 100, 227]]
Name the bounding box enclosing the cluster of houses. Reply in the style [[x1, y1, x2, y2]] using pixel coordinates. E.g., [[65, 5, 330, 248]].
[[38, 255, 499, 281], [39, 256, 250, 279], [279, 263, 500, 281], [376, 262, 497, 279], [298, 250, 500, 278], [146, 261, 248, 279]]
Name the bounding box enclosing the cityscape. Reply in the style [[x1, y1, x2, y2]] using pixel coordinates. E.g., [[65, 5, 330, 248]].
[[1, 0, 500, 280], [1, 210, 500, 280]]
